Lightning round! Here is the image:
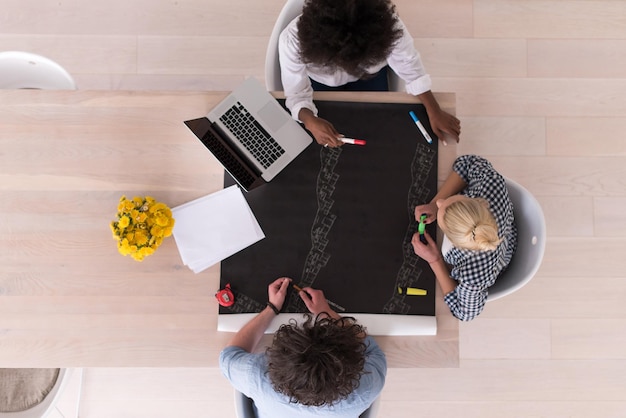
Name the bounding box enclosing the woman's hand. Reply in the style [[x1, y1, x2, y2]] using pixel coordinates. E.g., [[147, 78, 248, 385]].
[[414, 202, 437, 224], [268, 277, 292, 311], [299, 109, 342, 147], [411, 231, 442, 264], [427, 108, 460, 145]]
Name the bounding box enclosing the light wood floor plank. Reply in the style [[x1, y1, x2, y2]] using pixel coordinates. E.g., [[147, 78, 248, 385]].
[[456, 116, 545, 157], [394, 0, 474, 38], [0, 314, 214, 330], [72, 74, 248, 91], [0, 0, 143, 35], [80, 401, 232, 418], [385, 360, 626, 401], [547, 117, 626, 157], [81, 368, 226, 399], [0, 0, 284, 37], [475, 0, 626, 39], [529, 40, 626, 78], [414, 38, 528, 78], [80, 368, 236, 417], [552, 319, 626, 360], [595, 197, 626, 236], [537, 196, 594, 237], [378, 401, 626, 418], [439, 78, 626, 117], [481, 276, 626, 319], [485, 156, 626, 197], [137, 36, 267, 75], [539, 238, 626, 277], [0, 35, 137, 75], [0, 295, 216, 315], [128, 0, 284, 37], [459, 318, 551, 359], [0, 330, 229, 367]]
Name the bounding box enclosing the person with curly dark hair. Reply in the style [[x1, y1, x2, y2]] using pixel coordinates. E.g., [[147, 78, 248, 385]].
[[219, 277, 386, 417], [279, 0, 461, 148]]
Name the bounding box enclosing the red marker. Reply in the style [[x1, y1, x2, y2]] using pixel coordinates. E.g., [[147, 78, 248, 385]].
[[340, 138, 366, 146]]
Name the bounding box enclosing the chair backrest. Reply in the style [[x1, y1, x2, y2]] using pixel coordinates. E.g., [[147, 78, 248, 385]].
[[359, 396, 380, 418], [387, 72, 405, 92], [0, 51, 76, 90], [0, 369, 68, 418], [234, 390, 256, 418], [234, 390, 380, 418], [487, 178, 546, 302], [264, 0, 305, 91]]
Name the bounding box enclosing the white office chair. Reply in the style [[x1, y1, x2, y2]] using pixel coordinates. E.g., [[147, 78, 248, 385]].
[[0, 368, 72, 418], [234, 390, 256, 418], [0, 51, 76, 90], [235, 390, 380, 418], [265, 0, 305, 91], [487, 178, 546, 302]]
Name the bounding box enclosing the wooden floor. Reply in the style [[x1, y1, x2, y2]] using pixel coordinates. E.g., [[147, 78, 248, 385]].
[[2, 0, 626, 416]]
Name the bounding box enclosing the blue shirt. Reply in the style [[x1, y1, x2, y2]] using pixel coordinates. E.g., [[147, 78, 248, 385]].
[[443, 155, 518, 321], [219, 335, 386, 418]]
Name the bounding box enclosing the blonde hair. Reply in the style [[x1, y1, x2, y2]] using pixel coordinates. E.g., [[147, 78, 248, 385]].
[[441, 197, 501, 251]]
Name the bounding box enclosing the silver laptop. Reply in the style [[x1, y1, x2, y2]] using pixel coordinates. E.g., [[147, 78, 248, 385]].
[[184, 77, 312, 191]]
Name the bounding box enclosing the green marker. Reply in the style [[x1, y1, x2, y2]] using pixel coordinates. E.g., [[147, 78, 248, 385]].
[[418, 214, 427, 244]]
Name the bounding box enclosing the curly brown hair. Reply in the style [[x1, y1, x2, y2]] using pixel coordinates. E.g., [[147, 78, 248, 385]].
[[297, 0, 403, 78], [265, 313, 367, 406]]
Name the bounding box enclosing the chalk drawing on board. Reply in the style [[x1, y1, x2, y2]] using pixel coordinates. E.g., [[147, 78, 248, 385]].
[[383, 141, 437, 314], [228, 291, 266, 313], [287, 146, 342, 312]]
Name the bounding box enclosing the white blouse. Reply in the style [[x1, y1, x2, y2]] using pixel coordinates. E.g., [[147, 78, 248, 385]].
[[278, 16, 432, 121]]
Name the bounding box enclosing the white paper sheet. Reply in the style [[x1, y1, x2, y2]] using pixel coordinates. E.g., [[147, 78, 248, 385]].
[[172, 186, 264, 273]]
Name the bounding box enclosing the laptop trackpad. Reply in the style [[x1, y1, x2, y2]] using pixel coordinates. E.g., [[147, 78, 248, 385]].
[[258, 102, 289, 132]]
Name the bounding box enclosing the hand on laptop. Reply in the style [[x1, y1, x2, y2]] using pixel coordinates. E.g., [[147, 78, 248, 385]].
[[298, 109, 343, 148]]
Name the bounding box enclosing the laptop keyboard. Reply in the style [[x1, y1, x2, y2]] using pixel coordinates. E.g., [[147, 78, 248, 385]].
[[201, 128, 256, 191], [219, 102, 285, 169]]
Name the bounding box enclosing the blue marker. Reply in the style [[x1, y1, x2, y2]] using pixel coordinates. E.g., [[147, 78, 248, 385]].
[[409, 110, 433, 144]]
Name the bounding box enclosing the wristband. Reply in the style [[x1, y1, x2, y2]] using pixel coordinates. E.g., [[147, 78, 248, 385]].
[[266, 301, 280, 315]]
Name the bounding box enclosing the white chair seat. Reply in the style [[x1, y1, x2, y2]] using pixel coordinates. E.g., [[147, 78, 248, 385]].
[[0, 51, 76, 90], [0, 369, 69, 418]]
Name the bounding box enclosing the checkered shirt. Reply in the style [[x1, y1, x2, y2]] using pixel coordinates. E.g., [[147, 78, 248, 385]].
[[442, 155, 518, 321]]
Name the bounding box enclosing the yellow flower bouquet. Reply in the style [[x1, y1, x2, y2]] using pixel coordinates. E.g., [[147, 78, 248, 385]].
[[110, 196, 175, 261]]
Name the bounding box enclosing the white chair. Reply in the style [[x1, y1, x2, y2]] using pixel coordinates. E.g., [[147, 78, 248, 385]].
[[361, 396, 381, 418], [387, 71, 405, 92], [0, 51, 76, 90], [0, 369, 74, 418], [265, 0, 305, 91], [234, 390, 256, 418], [235, 390, 380, 417], [487, 178, 546, 302]]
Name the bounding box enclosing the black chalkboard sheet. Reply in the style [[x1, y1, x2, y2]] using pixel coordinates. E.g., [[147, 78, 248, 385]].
[[218, 100, 439, 335]]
